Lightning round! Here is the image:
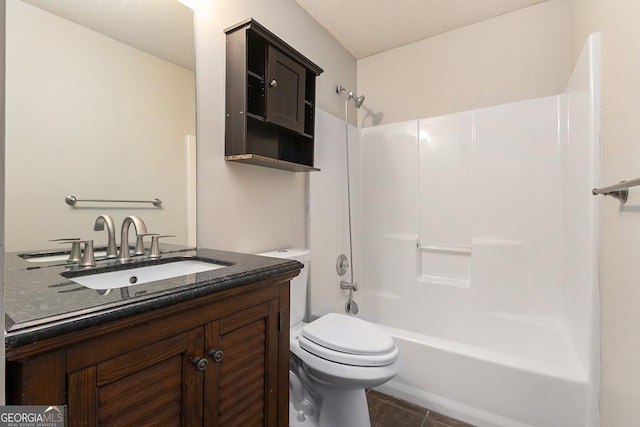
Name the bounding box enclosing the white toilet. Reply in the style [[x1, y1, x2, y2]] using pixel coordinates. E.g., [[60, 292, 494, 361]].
[[258, 248, 399, 427]]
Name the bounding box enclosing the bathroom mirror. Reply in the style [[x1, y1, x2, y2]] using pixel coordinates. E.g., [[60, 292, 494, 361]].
[[4, 0, 196, 253]]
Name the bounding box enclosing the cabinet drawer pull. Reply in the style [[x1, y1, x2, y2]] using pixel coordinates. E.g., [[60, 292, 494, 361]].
[[208, 349, 224, 363], [269, 79, 278, 88], [192, 357, 208, 371]]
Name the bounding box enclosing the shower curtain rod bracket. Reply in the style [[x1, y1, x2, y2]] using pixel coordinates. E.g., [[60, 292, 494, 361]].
[[591, 178, 640, 203], [596, 189, 628, 203]]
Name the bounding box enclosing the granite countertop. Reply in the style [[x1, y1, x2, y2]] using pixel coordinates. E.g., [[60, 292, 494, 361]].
[[5, 246, 302, 350]]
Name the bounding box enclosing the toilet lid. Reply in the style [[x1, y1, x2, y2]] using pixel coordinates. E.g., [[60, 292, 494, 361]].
[[298, 333, 399, 367], [300, 313, 396, 357]]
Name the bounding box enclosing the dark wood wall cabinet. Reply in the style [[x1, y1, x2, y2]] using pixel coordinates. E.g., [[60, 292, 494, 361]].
[[6, 274, 293, 426], [224, 19, 324, 172]]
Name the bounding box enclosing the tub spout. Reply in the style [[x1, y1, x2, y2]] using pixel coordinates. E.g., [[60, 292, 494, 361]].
[[340, 281, 358, 292]]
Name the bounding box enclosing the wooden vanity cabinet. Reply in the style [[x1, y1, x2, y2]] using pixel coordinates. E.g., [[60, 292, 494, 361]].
[[6, 274, 293, 427], [224, 18, 323, 172]]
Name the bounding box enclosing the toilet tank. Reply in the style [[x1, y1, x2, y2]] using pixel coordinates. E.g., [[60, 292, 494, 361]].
[[257, 248, 310, 326]]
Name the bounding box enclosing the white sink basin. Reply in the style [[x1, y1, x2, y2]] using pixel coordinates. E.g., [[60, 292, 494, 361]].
[[68, 260, 226, 290]]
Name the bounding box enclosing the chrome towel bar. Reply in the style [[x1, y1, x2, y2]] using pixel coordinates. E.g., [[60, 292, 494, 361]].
[[592, 178, 640, 203], [65, 195, 162, 207]]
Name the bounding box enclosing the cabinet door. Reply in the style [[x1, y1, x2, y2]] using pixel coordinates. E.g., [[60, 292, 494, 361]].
[[204, 300, 280, 427], [67, 330, 205, 426], [266, 45, 306, 134]]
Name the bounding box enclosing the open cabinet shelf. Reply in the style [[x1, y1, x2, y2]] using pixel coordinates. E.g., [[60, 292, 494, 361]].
[[224, 154, 321, 172]]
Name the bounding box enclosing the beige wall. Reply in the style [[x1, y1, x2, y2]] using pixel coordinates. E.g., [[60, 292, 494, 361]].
[[181, 0, 357, 254], [357, 0, 571, 126], [569, 1, 640, 425]]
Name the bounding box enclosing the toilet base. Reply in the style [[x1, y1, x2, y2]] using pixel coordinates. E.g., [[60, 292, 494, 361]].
[[316, 385, 371, 427], [289, 381, 371, 427]]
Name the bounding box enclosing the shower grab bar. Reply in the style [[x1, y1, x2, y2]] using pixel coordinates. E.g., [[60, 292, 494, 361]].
[[592, 178, 640, 203], [418, 243, 472, 255], [65, 195, 162, 207]]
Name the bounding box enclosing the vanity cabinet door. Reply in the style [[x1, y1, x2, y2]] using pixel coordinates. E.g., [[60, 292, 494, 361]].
[[67, 330, 204, 426], [203, 299, 280, 427], [265, 45, 306, 134]]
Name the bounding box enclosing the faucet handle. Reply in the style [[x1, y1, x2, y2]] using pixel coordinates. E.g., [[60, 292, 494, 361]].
[[55, 239, 95, 266], [52, 238, 82, 263], [149, 235, 175, 259], [134, 233, 159, 256], [78, 240, 96, 268]]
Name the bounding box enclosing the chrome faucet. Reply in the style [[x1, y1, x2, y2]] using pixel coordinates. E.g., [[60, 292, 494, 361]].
[[118, 216, 148, 263], [94, 215, 117, 259]]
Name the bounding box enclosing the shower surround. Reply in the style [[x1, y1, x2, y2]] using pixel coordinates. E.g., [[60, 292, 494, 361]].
[[309, 34, 600, 427]]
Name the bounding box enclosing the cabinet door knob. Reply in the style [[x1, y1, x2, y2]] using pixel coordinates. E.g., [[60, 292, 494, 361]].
[[269, 79, 278, 88], [192, 357, 208, 371], [208, 349, 224, 363]]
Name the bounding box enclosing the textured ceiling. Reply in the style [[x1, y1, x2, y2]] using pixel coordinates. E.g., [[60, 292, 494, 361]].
[[295, 0, 550, 59], [23, 0, 194, 70]]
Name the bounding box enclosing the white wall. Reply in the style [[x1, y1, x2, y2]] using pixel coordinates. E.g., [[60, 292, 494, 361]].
[[357, 0, 571, 126], [5, 1, 195, 251], [181, 0, 357, 254]]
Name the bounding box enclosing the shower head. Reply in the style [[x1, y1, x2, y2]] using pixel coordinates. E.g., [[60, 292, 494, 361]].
[[337, 84, 365, 108], [353, 94, 365, 108]]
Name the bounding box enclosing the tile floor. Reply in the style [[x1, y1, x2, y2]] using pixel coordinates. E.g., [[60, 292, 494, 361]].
[[367, 390, 476, 427]]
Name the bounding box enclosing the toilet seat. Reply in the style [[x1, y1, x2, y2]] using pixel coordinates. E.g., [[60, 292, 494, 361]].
[[299, 313, 399, 367]]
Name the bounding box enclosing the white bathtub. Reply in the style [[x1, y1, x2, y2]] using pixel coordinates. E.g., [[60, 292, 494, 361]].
[[342, 292, 590, 427]]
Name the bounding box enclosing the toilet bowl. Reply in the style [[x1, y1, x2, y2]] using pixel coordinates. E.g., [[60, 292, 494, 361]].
[[258, 248, 399, 427]]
